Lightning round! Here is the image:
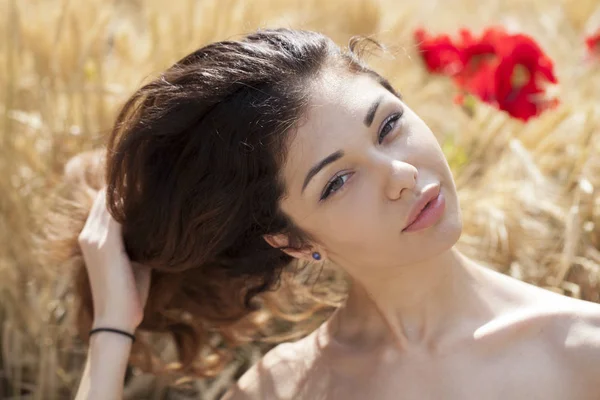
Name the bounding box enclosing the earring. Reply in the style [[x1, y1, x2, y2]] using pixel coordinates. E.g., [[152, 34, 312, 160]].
[[312, 252, 321, 261]]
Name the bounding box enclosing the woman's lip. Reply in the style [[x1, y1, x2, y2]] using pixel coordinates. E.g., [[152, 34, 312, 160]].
[[402, 184, 441, 230], [402, 190, 445, 233]]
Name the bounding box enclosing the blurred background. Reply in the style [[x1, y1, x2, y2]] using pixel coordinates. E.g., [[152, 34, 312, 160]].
[[1, 0, 600, 398]]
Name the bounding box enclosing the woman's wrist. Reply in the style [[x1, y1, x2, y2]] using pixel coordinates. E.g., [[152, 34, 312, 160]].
[[92, 317, 138, 335], [75, 329, 133, 400], [90, 327, 136, 342], [88, 330, 133, 381], [88, 328, 135, 350]]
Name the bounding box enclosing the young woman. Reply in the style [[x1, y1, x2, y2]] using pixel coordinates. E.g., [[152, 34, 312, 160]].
[[67, 28, 600, 399]]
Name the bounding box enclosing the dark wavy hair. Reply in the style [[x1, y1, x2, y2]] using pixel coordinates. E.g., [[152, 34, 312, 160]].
[[42, 28, 399, 378]]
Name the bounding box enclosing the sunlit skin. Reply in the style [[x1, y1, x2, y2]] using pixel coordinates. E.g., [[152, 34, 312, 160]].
[[225, 68, 600, 400]]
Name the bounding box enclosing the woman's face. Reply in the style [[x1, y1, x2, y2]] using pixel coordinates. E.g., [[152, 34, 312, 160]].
[[278, 69, 462, 276]]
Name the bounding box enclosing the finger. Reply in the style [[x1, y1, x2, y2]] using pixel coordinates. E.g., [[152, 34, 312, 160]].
[[102, 199, 125, 251], [105, 206, 122, 234], [91, 187, 123, 249], [80, 189, 107, 238], [89, 188, 108, 224], [96, 187, 112, 228]]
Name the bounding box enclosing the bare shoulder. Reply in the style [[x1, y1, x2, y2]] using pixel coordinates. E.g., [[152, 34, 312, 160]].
[[517, 288, 600, 391], [515, 278, 600, 347], [481, 268, 600, 389], [221, 334, 321, 400], [549, 296, 600, 387]]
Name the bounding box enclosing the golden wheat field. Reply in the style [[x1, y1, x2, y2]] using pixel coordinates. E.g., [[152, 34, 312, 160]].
[[1, 0, 600, 398]]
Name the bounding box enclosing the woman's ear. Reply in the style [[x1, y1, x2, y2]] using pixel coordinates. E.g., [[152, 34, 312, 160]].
[[263, 234, 322, 262]]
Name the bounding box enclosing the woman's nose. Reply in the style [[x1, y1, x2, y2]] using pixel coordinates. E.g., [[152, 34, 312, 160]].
[[384, 159, 418, 200]]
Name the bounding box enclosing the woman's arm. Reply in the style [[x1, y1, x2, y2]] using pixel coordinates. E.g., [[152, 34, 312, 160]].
[[74, 333, 133, 400], [73, 188, 151, 399]]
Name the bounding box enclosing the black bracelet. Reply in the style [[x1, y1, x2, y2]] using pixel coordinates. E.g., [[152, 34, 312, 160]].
[[89, 327, 136, 342]]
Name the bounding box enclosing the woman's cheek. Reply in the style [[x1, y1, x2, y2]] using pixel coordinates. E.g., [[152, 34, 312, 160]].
[[328, 200, 372, 235]]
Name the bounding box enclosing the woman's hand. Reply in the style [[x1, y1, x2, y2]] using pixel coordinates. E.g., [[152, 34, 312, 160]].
[[78, 188, 151, 333]]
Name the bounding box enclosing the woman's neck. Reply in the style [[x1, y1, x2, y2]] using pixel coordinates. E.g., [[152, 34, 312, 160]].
[[325, 248, 503, 354]]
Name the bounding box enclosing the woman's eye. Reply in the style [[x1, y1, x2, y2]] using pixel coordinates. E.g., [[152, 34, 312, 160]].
[[378, 112, 403, 144], [320, 173, 352, 201]]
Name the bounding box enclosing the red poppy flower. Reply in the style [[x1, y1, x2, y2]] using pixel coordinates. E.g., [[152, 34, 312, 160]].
[[457, 27, 502, 68], [414, 28, 464, 75], [414, 27, 558, 121], [451, 28, 510, 105], [493, 34, 558, 121], [586, 31, 600, 55]]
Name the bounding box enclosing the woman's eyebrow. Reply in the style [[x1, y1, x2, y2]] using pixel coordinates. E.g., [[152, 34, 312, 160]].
[[302, 150, 344, 194], [364, 94, 384, 127]]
